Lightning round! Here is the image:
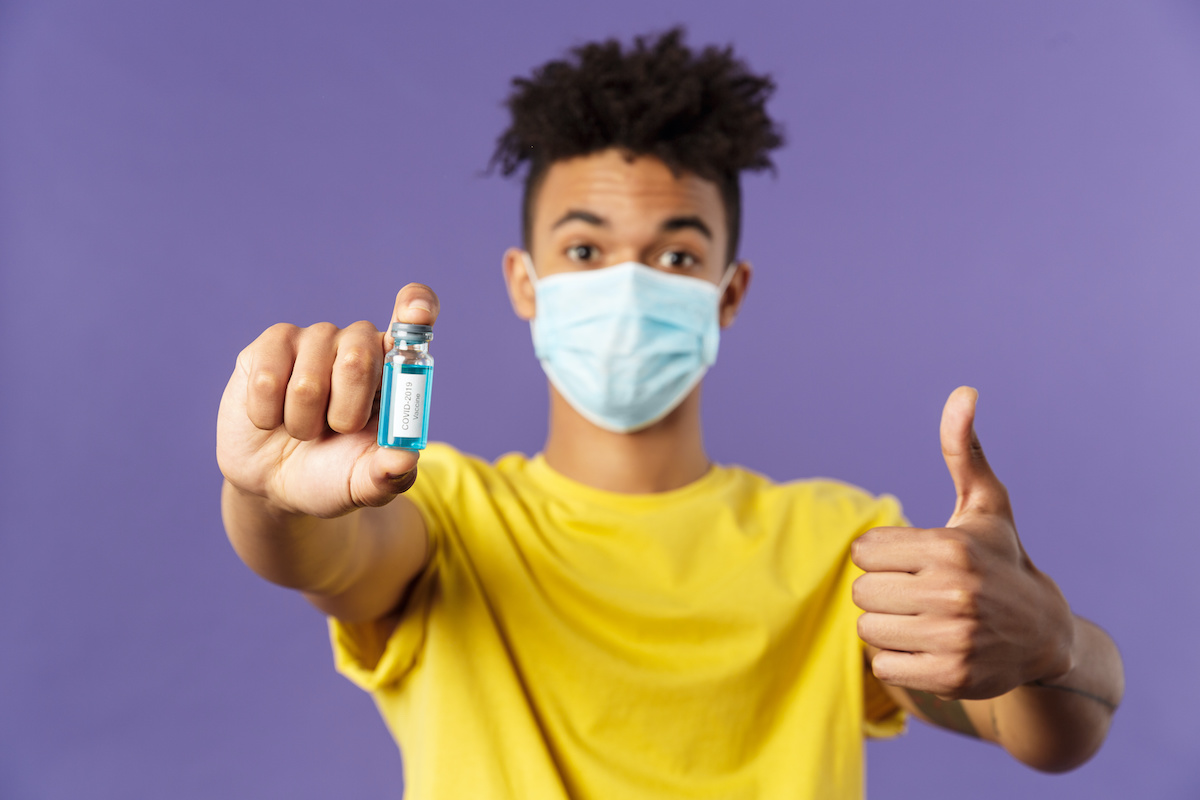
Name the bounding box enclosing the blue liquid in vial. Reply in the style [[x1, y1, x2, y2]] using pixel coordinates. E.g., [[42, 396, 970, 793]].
[[378, 362, 433, 450]]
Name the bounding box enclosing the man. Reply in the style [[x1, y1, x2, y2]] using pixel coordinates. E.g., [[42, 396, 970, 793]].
[[217, 29, 1122, 798]]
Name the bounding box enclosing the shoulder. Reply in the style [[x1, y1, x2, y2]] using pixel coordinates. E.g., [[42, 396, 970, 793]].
[[413, 442, 519, 485], [414, 441, 482, 472], [407, 442, 537, 510], [720, 464, 907, 531]]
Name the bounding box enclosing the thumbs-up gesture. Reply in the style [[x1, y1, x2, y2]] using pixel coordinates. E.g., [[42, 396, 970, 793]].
[[852, 387, 1075, 700]]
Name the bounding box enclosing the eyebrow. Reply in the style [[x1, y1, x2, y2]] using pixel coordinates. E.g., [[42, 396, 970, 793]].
[[551, 210, 712, 240], [660, 215, 712, 240], [552, 209, 608, 229]]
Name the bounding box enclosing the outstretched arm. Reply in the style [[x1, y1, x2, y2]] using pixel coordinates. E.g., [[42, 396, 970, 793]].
[[218, 284, 439, 624], [853, 387, 1123, 772], [867, 615, 1121, 771]]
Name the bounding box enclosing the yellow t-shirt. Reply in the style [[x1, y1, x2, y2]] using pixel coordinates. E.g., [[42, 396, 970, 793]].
[[331, 443, 906, 799]]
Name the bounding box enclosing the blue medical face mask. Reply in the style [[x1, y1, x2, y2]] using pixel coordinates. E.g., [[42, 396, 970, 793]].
[[524, 254, 735, 433]]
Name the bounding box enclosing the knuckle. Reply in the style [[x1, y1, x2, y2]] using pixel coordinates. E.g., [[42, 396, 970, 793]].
[[289, 374, 325, 404], [264, 322, 299, 338], [246, 324, 298, 360], [346, 319, 381, 335], [251, 369, 286, 398], [945, 617, 978, 647], [939, 661, 973, 697], [936, 536, 975, 571], [932, 527, 964, 545], [306, 321, 339, 339], [943, 581, 981, 617], [336, 348, 376, 383], [951, 662, 974, 694]]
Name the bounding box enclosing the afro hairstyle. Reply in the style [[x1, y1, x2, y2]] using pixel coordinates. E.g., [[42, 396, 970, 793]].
[[491, 27, 784, 263]]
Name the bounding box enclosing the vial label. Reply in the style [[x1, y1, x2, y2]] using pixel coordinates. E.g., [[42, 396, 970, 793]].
[[389, 371, 428, 441], [378, 361, 433, 450]]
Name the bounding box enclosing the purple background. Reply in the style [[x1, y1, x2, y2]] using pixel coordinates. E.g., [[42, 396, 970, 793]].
[[2, 1, 1197, 797]]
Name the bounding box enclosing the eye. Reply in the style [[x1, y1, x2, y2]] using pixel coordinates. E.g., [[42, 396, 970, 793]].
[[566, 244, 599, 263], [656, 250, 698, 269]]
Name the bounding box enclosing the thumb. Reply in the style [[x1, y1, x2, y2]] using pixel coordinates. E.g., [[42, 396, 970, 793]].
[[386, 283, 441, 347], [351, 446, 421, 508], [940, 386, 1009, 520]]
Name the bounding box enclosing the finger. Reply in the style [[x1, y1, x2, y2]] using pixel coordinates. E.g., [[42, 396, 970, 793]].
[[852, 572, 924, 614], [857, 612, 961, 654], [327, 322, 385, 434], [245, 323, 299, 430], [868, 650, 948, 693], [851, 527, 937, 573], [870, 648, 986, 700], [940, 386, 1009, 519], [283, 323, 338, 441], [387, 283, 440, 347], [349, 446, 423, 507]]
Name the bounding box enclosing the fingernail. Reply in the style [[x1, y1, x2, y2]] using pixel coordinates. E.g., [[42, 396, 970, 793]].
[[406, 299, 432, 313], [385, 468, 418, 492]]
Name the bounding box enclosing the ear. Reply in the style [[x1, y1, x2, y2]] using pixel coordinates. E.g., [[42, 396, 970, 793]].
[[718, 260, 752, 328], [502, 247, 537, 321]]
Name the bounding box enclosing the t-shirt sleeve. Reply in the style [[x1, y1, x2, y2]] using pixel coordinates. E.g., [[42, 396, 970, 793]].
[[328, 562, 440, 692], [327, 443, 459, 692]]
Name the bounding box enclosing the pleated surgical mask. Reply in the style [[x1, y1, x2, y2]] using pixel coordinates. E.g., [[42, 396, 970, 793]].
[[524, 254, 734, 433]]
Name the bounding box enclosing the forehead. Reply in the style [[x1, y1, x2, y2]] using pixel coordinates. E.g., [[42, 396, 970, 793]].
[[532, 150, 725, 233]]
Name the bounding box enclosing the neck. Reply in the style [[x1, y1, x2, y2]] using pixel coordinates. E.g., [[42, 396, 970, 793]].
[[541, 385, 711, 494]]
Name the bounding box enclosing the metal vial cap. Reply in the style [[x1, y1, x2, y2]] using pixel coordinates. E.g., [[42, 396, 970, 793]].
[[390, 322, 434, 343]]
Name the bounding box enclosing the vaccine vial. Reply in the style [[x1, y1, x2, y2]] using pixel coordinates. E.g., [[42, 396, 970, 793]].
[[378, 323, 434, 450]]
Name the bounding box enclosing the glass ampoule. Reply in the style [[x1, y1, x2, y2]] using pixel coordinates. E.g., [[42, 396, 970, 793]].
[[378, 323, 434, 450]]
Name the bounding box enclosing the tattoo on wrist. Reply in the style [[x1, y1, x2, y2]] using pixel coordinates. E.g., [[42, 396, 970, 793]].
[[1028, 679, 1119, 712], [905, 690, 979, 738]]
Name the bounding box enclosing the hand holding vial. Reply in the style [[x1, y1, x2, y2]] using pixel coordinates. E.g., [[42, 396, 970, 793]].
[[216, 283, 440, 519], [378, 323, 434, 450]]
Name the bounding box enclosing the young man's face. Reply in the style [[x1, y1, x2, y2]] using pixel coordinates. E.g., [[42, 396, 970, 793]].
[[503, 148, 750, 326]]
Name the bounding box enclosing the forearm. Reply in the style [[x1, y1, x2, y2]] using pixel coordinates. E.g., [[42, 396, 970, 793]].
[[971, 614, 1124, 772], [222, 477, 429, 622], [222, 479, 364, 595]]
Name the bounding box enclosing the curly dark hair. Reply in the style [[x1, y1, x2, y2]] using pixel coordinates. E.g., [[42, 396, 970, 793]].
[[491, 27, 784, 263]]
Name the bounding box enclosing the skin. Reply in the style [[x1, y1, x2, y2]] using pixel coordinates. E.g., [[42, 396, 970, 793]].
[[501, 149, 751, 493], [854, 387, 1124, 770], [217, 148, 1122, 774]]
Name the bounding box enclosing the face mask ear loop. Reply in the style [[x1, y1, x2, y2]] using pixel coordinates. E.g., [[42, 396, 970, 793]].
[[521, 251, 539, 289], [716, 261, 738, 300], [715, 266, 734, 293], [522, 252, 542, 329]]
